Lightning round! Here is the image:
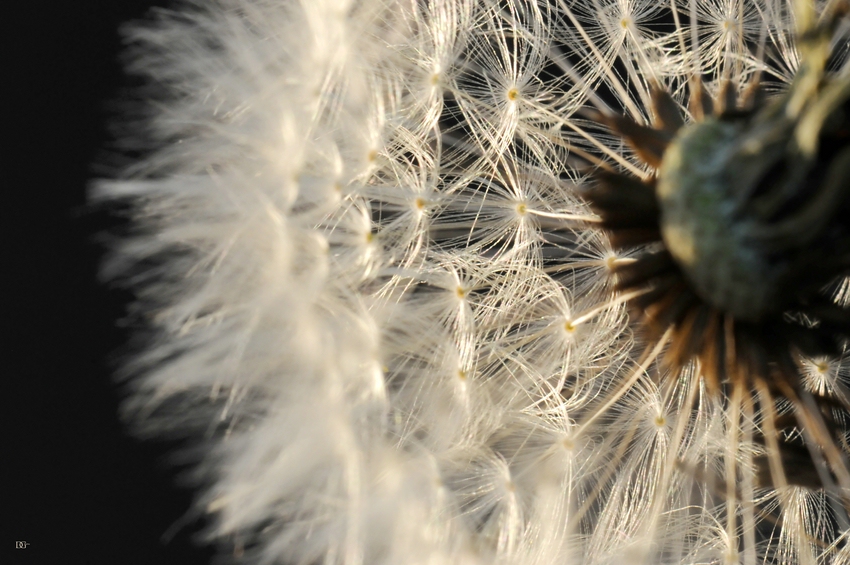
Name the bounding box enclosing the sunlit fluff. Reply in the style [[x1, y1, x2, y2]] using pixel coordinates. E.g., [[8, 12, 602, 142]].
[[96, 1, 850, 564]]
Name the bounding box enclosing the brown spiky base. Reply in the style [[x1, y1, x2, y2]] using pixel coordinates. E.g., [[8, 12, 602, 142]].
[[582, 74, 850, 492]]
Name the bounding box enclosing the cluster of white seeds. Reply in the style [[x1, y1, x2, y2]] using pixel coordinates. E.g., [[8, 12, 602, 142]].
[[96, 1, 849, 564]]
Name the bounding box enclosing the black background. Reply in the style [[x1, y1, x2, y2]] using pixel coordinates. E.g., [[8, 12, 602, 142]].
[[8, 2, 215, 564]]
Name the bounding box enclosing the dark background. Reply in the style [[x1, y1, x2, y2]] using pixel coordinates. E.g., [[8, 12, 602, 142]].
[[8, 2, 215, 564]]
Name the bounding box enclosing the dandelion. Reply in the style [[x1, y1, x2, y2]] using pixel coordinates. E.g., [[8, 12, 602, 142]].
[[95, 1, 850, 564]]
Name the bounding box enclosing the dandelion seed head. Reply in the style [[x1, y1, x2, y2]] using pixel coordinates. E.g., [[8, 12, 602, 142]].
[[96, 0, 849, 563]]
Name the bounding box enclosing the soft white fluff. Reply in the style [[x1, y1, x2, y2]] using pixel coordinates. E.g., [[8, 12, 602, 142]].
[[96, 1, 849, 564]]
